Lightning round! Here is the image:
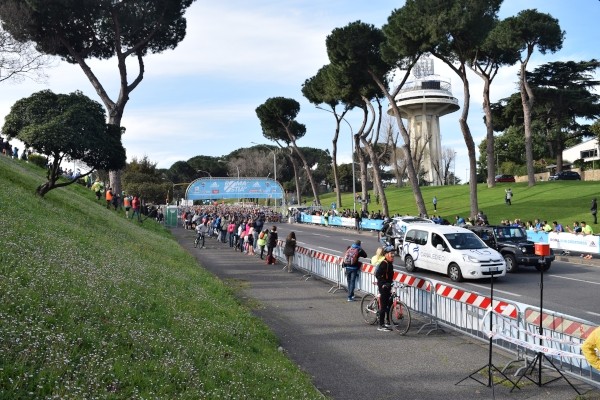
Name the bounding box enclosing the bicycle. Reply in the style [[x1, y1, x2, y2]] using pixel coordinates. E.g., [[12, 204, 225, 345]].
[[360, 281, 411, 335], [194, 232, 205, 248]]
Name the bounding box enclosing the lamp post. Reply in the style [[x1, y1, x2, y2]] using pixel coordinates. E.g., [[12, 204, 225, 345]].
[[250, 142, 277, 183], [172, 182, 190, 206], [197, 169, 212, 178]]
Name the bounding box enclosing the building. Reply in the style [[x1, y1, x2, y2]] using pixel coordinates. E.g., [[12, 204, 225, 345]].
[[388, 56, 459, 186]]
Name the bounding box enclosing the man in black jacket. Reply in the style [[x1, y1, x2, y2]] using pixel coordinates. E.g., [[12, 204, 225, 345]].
[[375, 249, 395, 332]]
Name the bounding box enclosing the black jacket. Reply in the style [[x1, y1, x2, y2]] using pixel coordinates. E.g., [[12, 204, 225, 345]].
[[375, 259, 394, 285]]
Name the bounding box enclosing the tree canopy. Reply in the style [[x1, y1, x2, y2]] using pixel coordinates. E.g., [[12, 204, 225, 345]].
[[0, 0, 196, 194], [2, 90, 126, 196]]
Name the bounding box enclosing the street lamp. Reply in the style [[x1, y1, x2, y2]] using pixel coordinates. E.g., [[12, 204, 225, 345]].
[[197, 169, 212, 178], [218, 160, 240, 179], [250, 142, 277, 183]]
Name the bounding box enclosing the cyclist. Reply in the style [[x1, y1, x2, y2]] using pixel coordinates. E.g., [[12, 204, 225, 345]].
[[375, 248, 395, 332], [194, 220, 208, 248]]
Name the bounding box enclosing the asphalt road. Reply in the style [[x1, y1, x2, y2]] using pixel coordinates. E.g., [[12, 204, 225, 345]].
[[276, 223, 600, 325], [171, 226, 600, 400]]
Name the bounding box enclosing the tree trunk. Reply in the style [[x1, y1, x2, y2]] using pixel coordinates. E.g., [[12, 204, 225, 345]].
[[287, 150, 302, 205], [288, 137, 321, 206], [356, 134, 368, 213], [331, 119, 342, 209], [519, 61, 536, 187], [482, 76, 496, 188], [456, 68, 479, 219]]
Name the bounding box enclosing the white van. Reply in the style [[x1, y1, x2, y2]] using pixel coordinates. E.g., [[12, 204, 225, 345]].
[[402, 225, 506, 282]]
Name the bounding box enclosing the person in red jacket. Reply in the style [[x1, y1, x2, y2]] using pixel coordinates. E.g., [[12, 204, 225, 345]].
[[131, 196, 141, 222]]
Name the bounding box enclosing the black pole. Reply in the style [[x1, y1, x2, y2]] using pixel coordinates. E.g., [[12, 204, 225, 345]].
[[511, 256, 581, 394], [456, 269, 516, 390]]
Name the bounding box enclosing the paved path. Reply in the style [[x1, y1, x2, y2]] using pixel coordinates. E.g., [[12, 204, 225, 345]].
[[171, 227, 600, 400]]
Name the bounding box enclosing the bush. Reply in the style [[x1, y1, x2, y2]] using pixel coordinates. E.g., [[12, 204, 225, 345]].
[[28, 154, 47, 169]]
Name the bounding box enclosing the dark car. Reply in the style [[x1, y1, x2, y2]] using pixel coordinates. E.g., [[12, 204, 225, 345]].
[[494, 174, 515, 183], [549, 171, 581, 181], [465, 225, 554, 272]]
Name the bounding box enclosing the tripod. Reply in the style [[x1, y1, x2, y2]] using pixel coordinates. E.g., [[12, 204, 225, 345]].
[[510, 256, 581, 394], [456, 269, 517, 392]]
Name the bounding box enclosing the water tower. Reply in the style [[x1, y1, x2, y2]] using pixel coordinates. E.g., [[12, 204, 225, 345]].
[[389, 56, 459, 186]]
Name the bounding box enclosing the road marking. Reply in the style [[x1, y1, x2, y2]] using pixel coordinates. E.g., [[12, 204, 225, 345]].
[[467, 283, 522, 297], [587, 311, 600, 317], [549, 274, 600, 285], [318, 246, 344, 255]]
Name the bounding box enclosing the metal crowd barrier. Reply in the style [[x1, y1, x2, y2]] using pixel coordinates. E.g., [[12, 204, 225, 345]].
[[276, 243, 600, 388]]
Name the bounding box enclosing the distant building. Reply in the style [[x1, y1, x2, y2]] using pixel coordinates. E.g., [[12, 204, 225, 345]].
[[388, 56, 459, 186], [562, 138, 600, 165]]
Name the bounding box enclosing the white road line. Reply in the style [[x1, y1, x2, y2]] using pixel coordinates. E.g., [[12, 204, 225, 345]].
[[317, 246, 344, 255], [467, 283, 522, 297], [587, 311, 600, 317], [549, 274, 600, 285]]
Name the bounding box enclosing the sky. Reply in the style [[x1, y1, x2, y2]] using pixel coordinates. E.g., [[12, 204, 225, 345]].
[[1, 0, 599, 182]]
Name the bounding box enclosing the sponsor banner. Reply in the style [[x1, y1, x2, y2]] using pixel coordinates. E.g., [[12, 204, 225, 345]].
[[186, 177, 284, 200], [361, 218, 384, 230], [547, 232, 600, 253], [526, 230, 548, 243]]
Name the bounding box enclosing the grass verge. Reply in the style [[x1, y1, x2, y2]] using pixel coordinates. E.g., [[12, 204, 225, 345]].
[[0, 156, 324, 399]]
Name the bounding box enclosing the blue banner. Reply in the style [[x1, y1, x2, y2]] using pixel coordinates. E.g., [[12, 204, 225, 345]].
[[526, 230, 548, 243], [185, 177, 284, 200]]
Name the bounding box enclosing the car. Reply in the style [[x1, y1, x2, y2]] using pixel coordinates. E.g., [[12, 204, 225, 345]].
[[402, 225, 506, 282], [494, 174, 515, 183], [465, 225, 554, 272], [549, 171, 581, 180]]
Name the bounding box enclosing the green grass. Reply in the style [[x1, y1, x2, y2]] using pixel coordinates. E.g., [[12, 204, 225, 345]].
[[0, 156, 323, 399], [321, 181, 600, 227]]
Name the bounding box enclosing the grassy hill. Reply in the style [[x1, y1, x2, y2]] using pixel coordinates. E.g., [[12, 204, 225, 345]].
[[320, 180, 600, 227], [0, 156, 322, 399]]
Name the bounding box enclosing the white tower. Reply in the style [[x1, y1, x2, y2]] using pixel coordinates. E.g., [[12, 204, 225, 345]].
[[389, 56, 459, 186]]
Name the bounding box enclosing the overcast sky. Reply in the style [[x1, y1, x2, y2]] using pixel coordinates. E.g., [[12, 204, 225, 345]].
[[1, 0, 598, 181]]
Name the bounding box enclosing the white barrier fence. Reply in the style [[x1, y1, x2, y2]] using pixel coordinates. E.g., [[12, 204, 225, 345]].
[[275, 242, 600, 388]]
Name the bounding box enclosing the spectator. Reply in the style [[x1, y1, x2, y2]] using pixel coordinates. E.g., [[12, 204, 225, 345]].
[[581, 221, 594, 235], [374, 248, 395, 332], [257, 228, 268, 259], [591, 198, 597, 225], [370, 247, 385, 266], [566, 221, 582, 234], [582, 326, 600, 370], [433, 196, 438, 212], [353, 210, 362, 231], [552, 221, 564, 233], [455, 215, 465, 226], [342, 240, 367, 302], [283, 232, 296, 273], [131, 196, 141, 222], [505, 188, 513, 205], [266, 225, 278, 264], [542, 221, 553, 233], [105, 187, 113, 209]]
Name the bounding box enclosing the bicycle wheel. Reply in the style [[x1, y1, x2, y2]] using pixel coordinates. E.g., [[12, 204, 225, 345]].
[[360, 293, 379, 325], [390, 300, 411, 335]]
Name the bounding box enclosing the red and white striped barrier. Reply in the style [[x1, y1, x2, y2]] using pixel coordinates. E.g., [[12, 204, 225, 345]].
[[435, 283, 518, 319], [524, 309, 597, 339], [393, 272, 431, 292], [312, 250, 342, 264]]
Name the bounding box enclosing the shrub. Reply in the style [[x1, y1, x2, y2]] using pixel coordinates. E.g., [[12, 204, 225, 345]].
[[28, 154, 47, 169]]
